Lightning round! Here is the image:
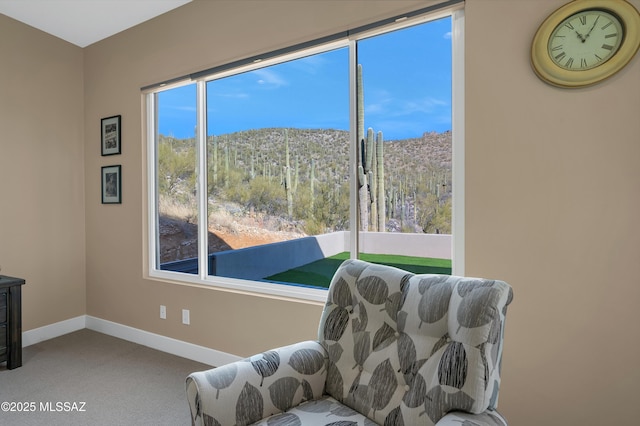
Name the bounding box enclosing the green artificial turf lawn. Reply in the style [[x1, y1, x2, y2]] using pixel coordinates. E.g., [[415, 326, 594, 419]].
[[264, 252, 452, 288]]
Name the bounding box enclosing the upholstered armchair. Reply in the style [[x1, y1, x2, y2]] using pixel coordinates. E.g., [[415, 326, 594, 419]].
[[186, 259, 513, 425]]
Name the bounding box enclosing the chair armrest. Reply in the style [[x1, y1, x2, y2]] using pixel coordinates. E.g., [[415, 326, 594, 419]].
[[437, 409, 507, 426], [186, 340, 327, 426]]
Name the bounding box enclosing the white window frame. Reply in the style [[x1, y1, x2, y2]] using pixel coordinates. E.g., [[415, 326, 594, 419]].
[[144, 6, 465, 302]]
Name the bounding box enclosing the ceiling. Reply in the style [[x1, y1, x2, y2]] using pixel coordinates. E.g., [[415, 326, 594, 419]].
[[0, 0, 193, 47]]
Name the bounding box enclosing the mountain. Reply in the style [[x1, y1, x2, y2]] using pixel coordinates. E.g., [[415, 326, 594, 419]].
[[157, 128, 452, 262]]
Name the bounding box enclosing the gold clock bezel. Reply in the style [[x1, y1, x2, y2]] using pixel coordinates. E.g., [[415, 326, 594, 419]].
[[531, 0, 640, 88]]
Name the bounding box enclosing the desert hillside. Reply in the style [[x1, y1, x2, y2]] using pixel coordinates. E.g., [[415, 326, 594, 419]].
[[158, 128, 451, 263]]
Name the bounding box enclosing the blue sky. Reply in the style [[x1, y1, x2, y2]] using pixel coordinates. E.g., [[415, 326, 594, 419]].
[[158, 17, 451, 141]]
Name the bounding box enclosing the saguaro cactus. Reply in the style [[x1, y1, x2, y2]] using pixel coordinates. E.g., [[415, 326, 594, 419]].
[[368, 128, 378, 231], [357, 64, 369, 232], [250, 153, 255, 179], [293, 155, 299, 193], [212, 136, 218, 185], [224, 145, 229, 188], [284, 129, 293, 219], [376, 130, 385, 232], [310, 158, 316, 215], [356, 64, 386, 232]]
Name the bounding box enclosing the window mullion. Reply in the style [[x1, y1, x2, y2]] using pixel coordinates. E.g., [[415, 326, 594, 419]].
[[147, 93, 160, 271], [348, 40, 359, 259], [196, 80, 209, 279], [451, 9, 465, 276]]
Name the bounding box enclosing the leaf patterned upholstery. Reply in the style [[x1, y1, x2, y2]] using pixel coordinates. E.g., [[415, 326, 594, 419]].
[[186, 259, 513, 425]]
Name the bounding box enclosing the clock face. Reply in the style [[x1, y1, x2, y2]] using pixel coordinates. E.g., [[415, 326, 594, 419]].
[[548, 10, 624, 71]]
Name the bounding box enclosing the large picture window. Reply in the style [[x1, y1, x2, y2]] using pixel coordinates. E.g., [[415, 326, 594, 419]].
[[146, 8, 464, 301]]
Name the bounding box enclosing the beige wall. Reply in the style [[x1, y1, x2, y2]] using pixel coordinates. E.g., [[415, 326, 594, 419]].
[[0, 14, 86, 330], [465, 1, 640, 424], [2, 0, 639, 424]]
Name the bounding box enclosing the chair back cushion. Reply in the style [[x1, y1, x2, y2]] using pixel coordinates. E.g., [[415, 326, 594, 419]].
[[318, 259, 513, 425]]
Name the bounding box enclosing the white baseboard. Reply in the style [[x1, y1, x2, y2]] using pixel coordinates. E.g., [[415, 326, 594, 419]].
[[85, 316, 242, 366], [22, 316, 87, 347], [22, 315, 242, 367]]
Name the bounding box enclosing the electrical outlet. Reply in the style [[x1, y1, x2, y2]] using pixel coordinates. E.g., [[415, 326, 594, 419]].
[[182, 309, 190, 325], [160, 305, 167, 319]]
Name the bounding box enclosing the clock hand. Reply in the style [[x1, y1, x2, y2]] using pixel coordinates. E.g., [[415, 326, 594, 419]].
[[585, 15, 601, 39], [574, 30, 586, 42]]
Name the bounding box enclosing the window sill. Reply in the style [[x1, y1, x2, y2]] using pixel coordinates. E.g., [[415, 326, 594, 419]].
[[147, 269, 329, 305]]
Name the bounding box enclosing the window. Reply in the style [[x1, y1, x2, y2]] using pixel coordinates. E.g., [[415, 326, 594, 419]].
[[154, 83, 198, 273], [146, 7, 464, 301], [356, 18, 454, 271], [204, 47, 350, 290]]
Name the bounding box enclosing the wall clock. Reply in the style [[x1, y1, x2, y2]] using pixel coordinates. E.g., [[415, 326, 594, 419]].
[[531, 0, 640, 88]]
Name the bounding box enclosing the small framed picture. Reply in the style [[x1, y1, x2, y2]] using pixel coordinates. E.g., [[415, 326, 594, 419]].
[[101, 165, 122, 204], [101, 115, 121, 156]]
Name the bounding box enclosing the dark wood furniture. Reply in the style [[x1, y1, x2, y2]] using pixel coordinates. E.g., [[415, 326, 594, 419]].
[[0, 275, 25, 370]]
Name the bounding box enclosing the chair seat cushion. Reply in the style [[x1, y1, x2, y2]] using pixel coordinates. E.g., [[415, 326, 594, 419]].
[[253, 397, 507, 426], [252, 396, 377, 426]]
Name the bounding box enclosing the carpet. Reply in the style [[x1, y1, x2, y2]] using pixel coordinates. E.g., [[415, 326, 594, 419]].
[[0, 329, 212, 425]]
